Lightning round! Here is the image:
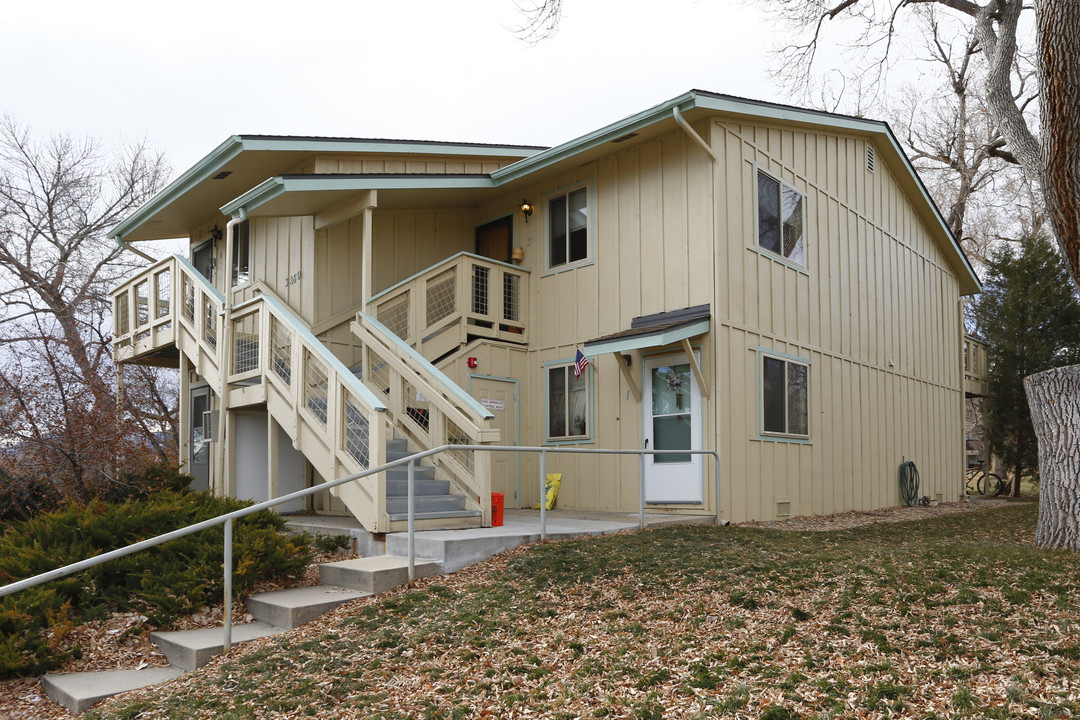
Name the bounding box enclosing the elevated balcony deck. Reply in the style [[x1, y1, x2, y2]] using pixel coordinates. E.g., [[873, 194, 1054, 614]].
[[964, 335, 988, 397], [110, 254, 506, 533]]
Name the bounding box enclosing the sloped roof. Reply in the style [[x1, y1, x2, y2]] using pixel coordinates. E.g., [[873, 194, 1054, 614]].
[[111, 90, 979, 293]]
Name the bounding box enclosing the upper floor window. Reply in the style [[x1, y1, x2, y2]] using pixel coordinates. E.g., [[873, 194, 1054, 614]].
[[757, 170, 806, 267], [548, 186, 589, 270], [232, 220, 251, 288]]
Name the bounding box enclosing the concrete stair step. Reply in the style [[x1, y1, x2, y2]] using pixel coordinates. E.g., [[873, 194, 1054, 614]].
[[150, 622, 285, 672], [385, 477, 450, 496], [386, 509, 482, 523], [247, 585, 370, 629], [385, 464, 436, 482], [42, 667, 185, 713], [319, 555, 442, 595], [386, 494, 466, 515]]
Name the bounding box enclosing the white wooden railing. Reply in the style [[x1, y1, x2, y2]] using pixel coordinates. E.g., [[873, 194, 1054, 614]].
[[352, 311, 499, 524], [367, 252, 529, 360], [963, 335, 988, 397], [111, 256, 395, 531]]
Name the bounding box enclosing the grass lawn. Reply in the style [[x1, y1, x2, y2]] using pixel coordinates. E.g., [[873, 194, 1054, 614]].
[[90, 503, 1080, 719]]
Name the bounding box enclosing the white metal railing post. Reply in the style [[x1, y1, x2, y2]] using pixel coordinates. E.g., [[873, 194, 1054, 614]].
[[639, 452, 646, 530], [407, 458, 415, 582], [539, 450, 547, 541], [714, 453, 722, 526], [223, 517, 233, 651]]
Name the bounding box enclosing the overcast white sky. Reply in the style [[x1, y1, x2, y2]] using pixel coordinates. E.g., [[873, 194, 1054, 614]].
[[2, 0, 784, 174]]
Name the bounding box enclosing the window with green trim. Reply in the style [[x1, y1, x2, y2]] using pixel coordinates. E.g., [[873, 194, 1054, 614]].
[[761, 354, 809, 438], [547, 363, 590, 440], [548, 187, 589, 269], [757, 170, 806, 267]]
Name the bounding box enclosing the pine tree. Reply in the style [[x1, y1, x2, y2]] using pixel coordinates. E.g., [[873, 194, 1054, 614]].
[[974, 236, 1080, 493]]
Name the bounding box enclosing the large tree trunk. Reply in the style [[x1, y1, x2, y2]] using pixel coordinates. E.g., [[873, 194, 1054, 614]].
[[1036, 0, 1080, 291], [1025, 365, 1080, 549]]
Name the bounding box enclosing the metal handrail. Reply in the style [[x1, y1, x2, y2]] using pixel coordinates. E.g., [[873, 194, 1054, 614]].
[[0, 445, 720, 652]]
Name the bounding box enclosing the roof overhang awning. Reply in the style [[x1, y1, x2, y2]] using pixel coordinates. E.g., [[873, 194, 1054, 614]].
[[584, 305, 711, 402]]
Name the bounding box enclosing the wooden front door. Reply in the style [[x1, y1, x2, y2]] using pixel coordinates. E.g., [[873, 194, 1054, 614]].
[[475, 216, 513, 263]]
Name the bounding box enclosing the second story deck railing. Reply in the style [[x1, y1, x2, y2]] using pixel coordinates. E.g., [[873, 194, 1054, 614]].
[[367, 252, 529, 356], [111, 256, 394, 531], [963, 335, 989, 397]]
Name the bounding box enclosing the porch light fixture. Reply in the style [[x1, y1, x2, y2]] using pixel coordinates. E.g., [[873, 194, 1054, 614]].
[[520, 199, 534, 223], [210, 226, 223, 242]]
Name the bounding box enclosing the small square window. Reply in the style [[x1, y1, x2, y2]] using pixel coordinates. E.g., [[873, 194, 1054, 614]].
[[547, 362, 590, 441], [761, 353, 809, 439], [548, 187, 589, 270], [757, 170, 806, 267]]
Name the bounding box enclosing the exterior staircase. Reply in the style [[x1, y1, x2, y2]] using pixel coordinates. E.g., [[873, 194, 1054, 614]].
[[41, 549, 443, 713], [111, 255, 499, 534]]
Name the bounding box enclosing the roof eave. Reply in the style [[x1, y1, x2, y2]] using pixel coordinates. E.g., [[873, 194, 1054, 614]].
[[109, 135, 245, 241], [219, 174, 497, 217]]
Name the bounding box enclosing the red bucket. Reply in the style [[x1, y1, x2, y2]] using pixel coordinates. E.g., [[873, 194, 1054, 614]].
[[491, 492, 505, 527]]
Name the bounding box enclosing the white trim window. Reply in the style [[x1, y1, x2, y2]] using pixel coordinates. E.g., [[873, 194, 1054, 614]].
[[232, 220, 251, 288], [547, 362, 590, 441], [761, 353, 809, 438], [547, 186, 589, 269], [757, 170, 806, 267]]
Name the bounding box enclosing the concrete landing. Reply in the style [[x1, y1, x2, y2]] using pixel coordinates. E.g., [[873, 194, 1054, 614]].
[[42, 666, 184, 712], [247, 585, 370, 629], [319, 555, 442, 594], [150, 622, 285, 671], [386, 509, 717, 572]]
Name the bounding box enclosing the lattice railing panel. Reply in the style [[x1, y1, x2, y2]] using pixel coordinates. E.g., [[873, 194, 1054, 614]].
[[269, 315, 293, 386], [426, 269, 457, 327], [115, 291, 130, 335], [135, 281, 149, 326], [503, 273, 521, 322], [472, 265, 489, 316], [378, 296, 410, 341], [446, 418, 472, 469], [182, 276, 196, 323], [232, 312, 260, 375], [155, 270, 171, 318], [202, 296, 217, 350], [404, 379, 431, 432], [343, 392, 371, 468], [303, 349, 329, 425]]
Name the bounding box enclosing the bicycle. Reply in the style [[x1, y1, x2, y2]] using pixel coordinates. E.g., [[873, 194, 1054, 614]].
[[965, 464, 1006, 496]]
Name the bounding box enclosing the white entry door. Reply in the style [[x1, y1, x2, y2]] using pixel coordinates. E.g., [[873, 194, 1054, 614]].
[[643, 354, 703, 503]]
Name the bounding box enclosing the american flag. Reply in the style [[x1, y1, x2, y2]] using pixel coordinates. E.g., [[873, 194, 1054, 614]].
[[574, 349, 591, 378]]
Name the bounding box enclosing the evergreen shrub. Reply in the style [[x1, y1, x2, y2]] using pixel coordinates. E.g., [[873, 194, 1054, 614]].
[[0, 490, 312, 677]]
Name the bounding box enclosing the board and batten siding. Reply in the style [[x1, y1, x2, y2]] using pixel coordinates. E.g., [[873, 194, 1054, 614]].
[[310, 154, 517, 176], [370, 209, 477, 293], [462, 125, 719, 513], [712, 119, 964, 522]]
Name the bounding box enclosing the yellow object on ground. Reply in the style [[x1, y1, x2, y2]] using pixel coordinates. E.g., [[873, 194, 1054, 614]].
[[534, 473, 562, 510]]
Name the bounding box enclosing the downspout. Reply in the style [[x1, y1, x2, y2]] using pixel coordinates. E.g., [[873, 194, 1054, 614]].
[[220, 207, 246, 498], [114, 236, 156, 262], [673, 107, 719, 164], [674, 104, 722, 521]]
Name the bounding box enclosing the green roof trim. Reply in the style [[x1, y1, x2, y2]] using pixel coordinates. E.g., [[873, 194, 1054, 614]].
[[220, 174, 496, 217], [110, 136, 245, 241]]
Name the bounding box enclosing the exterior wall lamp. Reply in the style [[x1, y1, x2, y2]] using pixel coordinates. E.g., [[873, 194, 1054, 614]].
[[210, 226, 223, 242], [520, 199, 534, 223]]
